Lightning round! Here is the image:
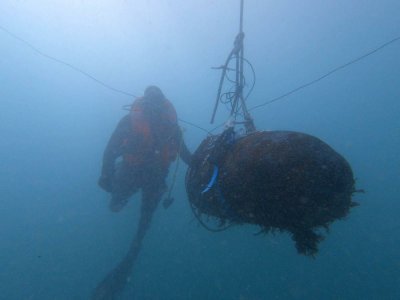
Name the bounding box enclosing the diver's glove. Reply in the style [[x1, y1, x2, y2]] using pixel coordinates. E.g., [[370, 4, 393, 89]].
[[98, 174, 113, 193]]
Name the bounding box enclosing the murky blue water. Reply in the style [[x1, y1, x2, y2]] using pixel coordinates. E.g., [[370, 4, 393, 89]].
[[1, 1, 399, 299]]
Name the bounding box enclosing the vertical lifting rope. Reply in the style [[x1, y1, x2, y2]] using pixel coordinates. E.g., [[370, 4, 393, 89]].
[[210, 0, 255, 133]]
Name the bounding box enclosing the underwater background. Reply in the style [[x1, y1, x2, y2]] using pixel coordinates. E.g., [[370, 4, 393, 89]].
[[0, 0, 399, 299]]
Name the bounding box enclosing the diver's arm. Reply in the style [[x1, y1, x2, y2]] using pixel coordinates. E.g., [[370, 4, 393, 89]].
[[99, 115, 131, 191]]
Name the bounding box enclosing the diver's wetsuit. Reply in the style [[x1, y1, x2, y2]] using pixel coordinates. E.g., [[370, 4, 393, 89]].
[[99, 113, 192, 212], [95, 87, 192, 300]]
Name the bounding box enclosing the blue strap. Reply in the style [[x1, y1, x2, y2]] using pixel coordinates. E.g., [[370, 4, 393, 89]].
[[201, 165, 219, 193], [200, 165, 240, 221]]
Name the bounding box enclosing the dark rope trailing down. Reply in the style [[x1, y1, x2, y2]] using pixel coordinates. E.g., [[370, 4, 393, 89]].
[[188, 199, 234, 233], [162, 128, 187, 209]]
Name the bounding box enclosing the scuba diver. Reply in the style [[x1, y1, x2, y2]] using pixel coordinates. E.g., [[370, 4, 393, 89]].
[[98, 85, 192, 212], [94, 86, 192, 299]]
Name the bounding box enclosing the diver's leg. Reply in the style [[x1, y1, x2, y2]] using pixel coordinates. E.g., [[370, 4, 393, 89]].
[[110, 162, 138, 212], [137, 180, 167, 236]]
